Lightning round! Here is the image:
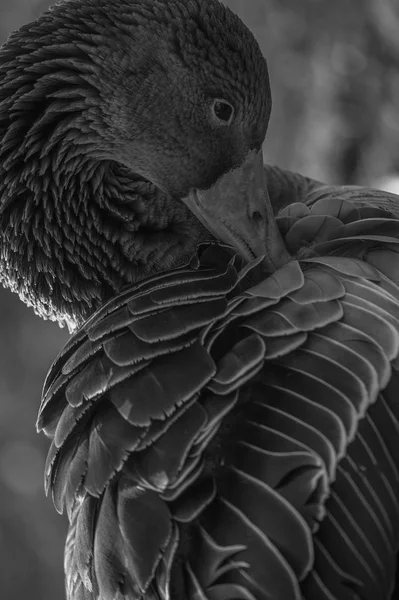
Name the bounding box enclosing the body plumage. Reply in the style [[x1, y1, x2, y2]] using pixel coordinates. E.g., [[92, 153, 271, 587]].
[[39, 188, 399, 600]]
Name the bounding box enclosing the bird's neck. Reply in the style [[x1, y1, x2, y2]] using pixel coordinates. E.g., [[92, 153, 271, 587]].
[[0, 157, 208, 330], [0, 15, 209, 329]]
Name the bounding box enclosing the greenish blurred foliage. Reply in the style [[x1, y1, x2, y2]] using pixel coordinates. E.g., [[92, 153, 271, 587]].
[[0, 0, 398, 598]]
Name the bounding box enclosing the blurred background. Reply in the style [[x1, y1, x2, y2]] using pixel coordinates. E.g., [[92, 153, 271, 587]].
[[1, 0, 399, 597]]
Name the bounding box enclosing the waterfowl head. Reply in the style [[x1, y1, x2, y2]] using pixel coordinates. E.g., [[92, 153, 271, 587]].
[[0, 0, 287, 329]]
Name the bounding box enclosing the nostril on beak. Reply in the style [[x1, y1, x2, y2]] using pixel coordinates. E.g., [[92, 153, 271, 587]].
[[251, 210, 263, 224]]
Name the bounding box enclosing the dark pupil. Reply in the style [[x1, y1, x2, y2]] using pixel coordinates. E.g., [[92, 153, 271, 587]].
[[214, 101, 232, 122]]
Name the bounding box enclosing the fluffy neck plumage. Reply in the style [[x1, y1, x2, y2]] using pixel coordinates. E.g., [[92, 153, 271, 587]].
[[0, 144, 208, 330], [0, 18, 208, 330]]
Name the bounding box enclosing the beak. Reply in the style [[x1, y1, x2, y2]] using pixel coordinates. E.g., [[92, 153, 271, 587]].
[[183, 149, 290, 271]]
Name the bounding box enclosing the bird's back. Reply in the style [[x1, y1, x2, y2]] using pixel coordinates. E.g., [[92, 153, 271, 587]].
[[38, 181, 399, 600]]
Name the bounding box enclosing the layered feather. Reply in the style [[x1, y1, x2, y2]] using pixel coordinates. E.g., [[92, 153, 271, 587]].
[[38, 194, 399, 600]]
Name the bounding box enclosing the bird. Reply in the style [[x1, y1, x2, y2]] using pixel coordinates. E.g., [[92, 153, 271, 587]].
[[0, 0, 399, 599]]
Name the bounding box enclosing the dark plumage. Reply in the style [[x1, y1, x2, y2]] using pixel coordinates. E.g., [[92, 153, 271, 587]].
[[1, 1, 399, 600], [39, 192, 399, 600], [0, 0, 270, 329]]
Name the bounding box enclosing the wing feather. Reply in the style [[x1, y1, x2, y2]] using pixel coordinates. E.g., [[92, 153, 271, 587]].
[[38, 194, 399, 599]]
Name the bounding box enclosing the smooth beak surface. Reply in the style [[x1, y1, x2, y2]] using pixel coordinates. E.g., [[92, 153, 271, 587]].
[[183, 149, 290, 271]]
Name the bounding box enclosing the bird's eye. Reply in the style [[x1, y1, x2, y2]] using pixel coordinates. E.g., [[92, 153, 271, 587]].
[[211, 99, 235, 125]]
